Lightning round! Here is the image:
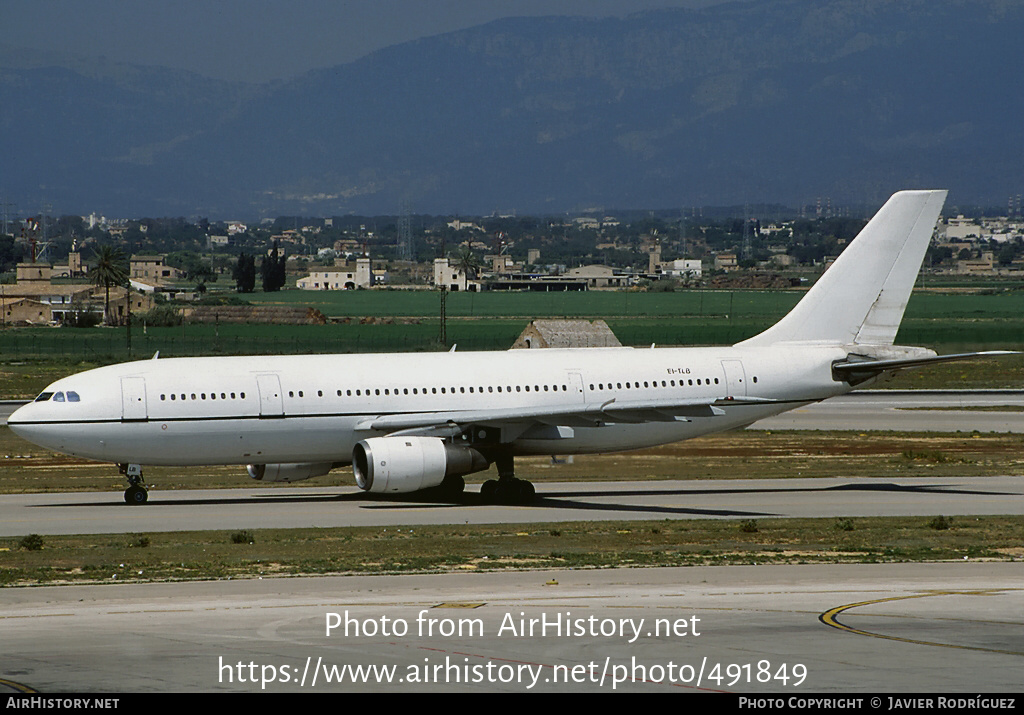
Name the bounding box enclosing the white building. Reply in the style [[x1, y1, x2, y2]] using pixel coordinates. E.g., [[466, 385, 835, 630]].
[[433, 258, 477, 291], [659, 259, 702, 279], [945, 215, 982, 240], [296, 258, 372, 290]]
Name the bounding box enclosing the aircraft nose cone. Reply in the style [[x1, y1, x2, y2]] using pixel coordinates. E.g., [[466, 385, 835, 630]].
[[5, 401, 30, 428]]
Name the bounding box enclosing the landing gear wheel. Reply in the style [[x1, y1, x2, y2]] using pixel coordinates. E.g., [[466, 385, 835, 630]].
[[435, 474, 465, 501], [124, 485, 148, 505], [484, 454, 536, 505], [480, 479, 499, 504], [119, 463, 148, 505], [490, 477, 536, 505], [518, 480, 536, 502]]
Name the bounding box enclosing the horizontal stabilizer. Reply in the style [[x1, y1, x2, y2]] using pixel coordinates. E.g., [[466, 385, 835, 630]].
[[833, 351, 1018, 384]]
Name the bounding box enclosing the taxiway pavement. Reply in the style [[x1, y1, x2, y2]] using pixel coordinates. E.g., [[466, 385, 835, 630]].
[[1, 475, 1021, 537], [0, 563, 1019, 693]]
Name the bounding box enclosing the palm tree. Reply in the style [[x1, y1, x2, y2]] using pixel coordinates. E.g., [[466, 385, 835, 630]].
[[452, 245, 481, 282], [89, 245, 128, 325]]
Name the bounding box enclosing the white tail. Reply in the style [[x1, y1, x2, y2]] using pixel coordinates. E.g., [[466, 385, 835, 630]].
[[737, 190, 947, 348]]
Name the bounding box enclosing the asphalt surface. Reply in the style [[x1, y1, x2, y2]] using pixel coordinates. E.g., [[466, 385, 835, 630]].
[[0, 475, 1022, 537], [1, 563, 1020, 693]]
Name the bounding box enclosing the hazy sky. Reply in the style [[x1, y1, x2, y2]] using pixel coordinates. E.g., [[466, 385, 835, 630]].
[[2, 0, 735, 83]]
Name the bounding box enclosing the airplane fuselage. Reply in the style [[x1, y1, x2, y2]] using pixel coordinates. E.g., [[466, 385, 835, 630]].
[[9, 344, 851, 467]]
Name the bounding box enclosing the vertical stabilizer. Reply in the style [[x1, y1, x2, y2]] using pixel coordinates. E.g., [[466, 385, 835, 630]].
[[737, 190, 946, 347]]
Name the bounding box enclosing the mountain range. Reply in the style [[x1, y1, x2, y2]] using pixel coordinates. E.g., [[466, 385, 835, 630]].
[[2, 0, 1022, 218]]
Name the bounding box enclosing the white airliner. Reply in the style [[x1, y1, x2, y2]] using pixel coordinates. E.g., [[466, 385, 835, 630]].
[[7, 190, 1010, 504]]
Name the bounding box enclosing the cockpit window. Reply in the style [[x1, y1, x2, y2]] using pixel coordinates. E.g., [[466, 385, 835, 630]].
[[67, 391, 80, 402], [53, 392, 65, 402], [34, 392, 54, 402]]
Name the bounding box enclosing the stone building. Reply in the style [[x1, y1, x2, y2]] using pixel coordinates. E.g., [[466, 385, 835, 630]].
[[511, 319, 622, 349]]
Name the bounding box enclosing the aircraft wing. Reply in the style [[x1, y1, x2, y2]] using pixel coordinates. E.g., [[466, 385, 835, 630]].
[[355, 394, 780, 435]]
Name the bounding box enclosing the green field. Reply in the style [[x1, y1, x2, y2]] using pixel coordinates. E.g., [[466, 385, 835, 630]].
[[249, 285, 1024, 323]]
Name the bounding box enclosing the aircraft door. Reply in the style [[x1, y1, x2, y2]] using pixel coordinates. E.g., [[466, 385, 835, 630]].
[[721, 359, 747, 398], [256, 374, 284, 417], [567, 371, 586, 403], [120, 376, 148, 421]]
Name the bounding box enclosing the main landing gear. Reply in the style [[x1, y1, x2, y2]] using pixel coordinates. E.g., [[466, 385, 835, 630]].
[[118, 463, 148, 505], [479, 454, 536, 505]]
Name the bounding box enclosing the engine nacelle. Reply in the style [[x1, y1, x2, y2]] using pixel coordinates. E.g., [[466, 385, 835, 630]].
[[247, 462, 334, 483], [353, 436, 489, 493]]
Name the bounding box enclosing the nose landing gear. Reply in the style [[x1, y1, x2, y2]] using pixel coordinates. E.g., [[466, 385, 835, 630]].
[[118, 463, 148, 505]]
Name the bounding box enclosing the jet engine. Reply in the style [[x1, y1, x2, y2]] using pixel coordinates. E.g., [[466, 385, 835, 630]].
[[247, 462, 334, 483], [353, 436, 489, 493]]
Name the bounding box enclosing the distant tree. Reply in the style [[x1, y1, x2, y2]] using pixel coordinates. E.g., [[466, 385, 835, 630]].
[[233, 252, 256, 292], [88, 245, 128, 324], [997, 243, 1018, 266], [261, 241, 287, 292]]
